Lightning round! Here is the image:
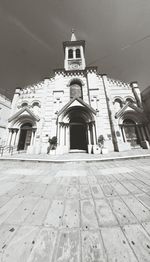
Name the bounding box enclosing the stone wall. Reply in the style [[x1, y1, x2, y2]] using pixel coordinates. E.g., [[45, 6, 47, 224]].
[[0, 94, 11, 145]]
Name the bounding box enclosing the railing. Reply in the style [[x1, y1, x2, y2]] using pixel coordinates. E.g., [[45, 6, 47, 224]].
[[0, 146, 15, 156]]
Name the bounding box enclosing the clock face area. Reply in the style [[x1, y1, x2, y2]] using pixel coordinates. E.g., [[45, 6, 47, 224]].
[[71, 63, 79, 69], [69, 61, 81, 70]]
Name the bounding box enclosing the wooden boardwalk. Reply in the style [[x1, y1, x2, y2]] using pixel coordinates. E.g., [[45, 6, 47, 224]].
[[0, 158, 150, 261]]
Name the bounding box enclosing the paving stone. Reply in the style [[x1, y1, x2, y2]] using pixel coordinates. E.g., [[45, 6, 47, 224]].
[[0, 157, 150, 261]]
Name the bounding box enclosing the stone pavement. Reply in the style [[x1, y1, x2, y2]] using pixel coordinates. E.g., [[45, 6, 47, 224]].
[[0, 158, 150, 261], [1, 148, 150, 162]]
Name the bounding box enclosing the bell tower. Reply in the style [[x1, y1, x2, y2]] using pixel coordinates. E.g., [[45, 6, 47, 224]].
[[63, 29, 86, 71]]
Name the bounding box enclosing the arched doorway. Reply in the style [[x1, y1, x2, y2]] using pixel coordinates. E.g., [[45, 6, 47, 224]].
[[123, 119, 140, 147], [70, 116, 87, 150], [57, 103, 97, 154], [18, 123, 32, 150]]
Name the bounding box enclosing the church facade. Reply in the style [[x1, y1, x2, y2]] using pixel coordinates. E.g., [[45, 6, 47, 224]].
[[6, 32, 150, 154]]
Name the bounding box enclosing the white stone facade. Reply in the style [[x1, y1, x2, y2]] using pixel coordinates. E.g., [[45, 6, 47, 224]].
[[6, 33, 150, 154], [0, 94, 11, 146]]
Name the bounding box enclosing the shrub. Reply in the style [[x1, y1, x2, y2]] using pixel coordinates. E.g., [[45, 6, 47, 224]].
[[98, 135, 105, 148], [47, 136, 57, 153]]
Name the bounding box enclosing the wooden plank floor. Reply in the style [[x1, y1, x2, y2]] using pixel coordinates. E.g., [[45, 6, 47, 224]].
[[0, 158, 150, 261]]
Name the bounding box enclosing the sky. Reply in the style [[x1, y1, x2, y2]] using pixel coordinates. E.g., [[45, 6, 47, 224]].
[[0, 0, 150, 99]]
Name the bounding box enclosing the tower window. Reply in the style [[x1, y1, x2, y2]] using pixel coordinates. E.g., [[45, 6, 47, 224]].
[[76, 49, 81, 58], [68, 49, 73, 59]]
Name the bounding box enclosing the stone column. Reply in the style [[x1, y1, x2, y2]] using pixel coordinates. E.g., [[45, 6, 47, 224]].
[[57, 123, 60, 145], [33, 130, 36, 145], [87, 124, 91, 145], [14, 129, 18, 146], [92, 123, 96, 145], [64, 125, 66, 146], [136, 126, 143, 143], [15, 129, 20, 148], [66, 124, 70, 149], [140, 125, 150, 149], [62, 124, 65, 146], [140, 126, 146, 140], [8, 129, 13, 146], [59, 124, 62, 146], [121, 126, 128, 142], [60, 123, 64, 146], [121, 126, 125, 142], [30, 130, 34, 145], [87, 123, 92, 154], [11, 130, 16, 146]]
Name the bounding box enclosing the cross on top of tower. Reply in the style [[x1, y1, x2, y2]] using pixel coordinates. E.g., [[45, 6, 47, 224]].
[[71, 28, 77, 41]]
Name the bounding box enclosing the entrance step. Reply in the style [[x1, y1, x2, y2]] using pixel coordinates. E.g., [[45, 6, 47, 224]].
[[69, 149, 87, 153]]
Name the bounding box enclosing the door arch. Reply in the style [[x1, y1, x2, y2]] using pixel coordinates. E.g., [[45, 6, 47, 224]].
[[58, 104, 96, 153], [18, 123, 33, 150]]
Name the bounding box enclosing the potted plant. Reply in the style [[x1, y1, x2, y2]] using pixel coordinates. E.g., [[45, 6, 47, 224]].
[[98, 135, 108, 154], [47, 136, 57, 155]]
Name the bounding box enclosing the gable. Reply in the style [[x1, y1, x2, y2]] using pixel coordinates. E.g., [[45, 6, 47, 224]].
[[58, 97, 96, 116], [8, 107, 40, 122], [115, 102, 144, 119]]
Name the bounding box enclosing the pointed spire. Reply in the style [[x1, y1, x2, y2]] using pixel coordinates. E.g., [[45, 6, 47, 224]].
[[71, 28, 77, 41]]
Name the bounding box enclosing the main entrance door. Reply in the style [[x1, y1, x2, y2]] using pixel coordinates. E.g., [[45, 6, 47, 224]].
[[70, 123, 87, 150], [70, 116, 87, 150]]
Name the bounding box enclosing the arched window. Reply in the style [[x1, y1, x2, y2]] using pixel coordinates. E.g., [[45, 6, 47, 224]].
[[76, 48, 81, 58], [70, 80, 83, 99], [21, 102, 28, 107], [126, 98, 134, 103], [114, 99, 122, 111], [68, 49, 73, 59], [32, 102, 40, 107], [32, 102, 40, 115]]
